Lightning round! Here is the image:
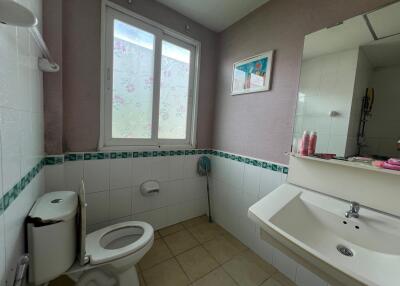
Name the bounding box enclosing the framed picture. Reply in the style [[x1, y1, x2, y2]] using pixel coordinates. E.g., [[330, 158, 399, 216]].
[[231, 50, 274, 95]]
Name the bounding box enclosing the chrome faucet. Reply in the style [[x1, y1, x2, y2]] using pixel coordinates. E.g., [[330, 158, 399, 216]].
[[345, 201, 360, 218]]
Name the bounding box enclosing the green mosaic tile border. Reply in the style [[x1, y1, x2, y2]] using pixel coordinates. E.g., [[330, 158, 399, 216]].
[[44, 149, 212, 165], [0, 149, 288, 216], [45, 149, 288, 174], [0, 158, 46, 216], [211, 150, 289, 175]]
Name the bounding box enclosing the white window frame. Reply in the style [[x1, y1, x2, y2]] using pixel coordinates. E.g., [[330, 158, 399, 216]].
[[99, 0, 201, 150]]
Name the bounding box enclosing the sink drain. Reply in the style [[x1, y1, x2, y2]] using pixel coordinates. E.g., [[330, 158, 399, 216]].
[[337, 245, 353, 257]]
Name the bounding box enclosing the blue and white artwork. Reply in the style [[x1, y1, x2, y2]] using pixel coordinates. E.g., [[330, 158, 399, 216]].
[[231, 50, 274, 95]]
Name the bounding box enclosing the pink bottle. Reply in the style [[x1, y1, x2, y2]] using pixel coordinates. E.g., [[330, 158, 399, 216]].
[[300, 131, 310, 156], [308, 131, 317, 156]]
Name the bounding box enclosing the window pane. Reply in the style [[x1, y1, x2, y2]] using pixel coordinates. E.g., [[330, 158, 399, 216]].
[[158, 41, 191, 139], [112, 20, 154, 139]]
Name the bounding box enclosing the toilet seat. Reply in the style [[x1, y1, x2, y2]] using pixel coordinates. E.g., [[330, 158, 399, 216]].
[[85, 221, 153, 265]]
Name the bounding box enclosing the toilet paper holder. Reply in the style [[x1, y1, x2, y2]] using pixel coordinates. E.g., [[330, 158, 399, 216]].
[[140, 180, 160, 196]]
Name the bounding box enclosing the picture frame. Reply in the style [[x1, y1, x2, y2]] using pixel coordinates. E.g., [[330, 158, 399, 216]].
[[231, 50, 274, 95]]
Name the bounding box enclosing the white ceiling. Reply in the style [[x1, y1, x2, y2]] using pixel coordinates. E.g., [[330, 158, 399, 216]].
[[303, 16, 373, 60], [303, 1, 400, 62], [362, 35, 400, 68], [367, 2, 400, 39], [156, 0, 270, 32]]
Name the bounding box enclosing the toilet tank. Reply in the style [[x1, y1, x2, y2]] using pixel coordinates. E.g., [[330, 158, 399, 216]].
[[27, 191, 78, 285]]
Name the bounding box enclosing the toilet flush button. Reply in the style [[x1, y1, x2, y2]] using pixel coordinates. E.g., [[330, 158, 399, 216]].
[[51, 198, 63, 204]]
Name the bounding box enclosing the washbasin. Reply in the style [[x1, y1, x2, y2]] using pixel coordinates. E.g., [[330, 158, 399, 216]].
[[248, 183, 400, 286]]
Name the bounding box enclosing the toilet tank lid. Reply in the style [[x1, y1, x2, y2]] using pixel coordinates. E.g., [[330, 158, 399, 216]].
[[29, 191, 78, 223]]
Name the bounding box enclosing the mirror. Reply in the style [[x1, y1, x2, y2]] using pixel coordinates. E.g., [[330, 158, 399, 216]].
[[294, 1, 400, 160]]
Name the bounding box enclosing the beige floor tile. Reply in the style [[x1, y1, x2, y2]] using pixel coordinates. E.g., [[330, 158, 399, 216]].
[[182, 215, 209, 228], [159, 223, 185, 237], [221, 232, 247, 252], [139, 239, 173, 270], [154, 231, 160, 239], [163, 230, 199, 255], [188, 222, 226, 243], [260, 278, 283, 286], [222, 251, 272, 286], [203, 235, 243, 263], [191, 267, 238, 286], [176, 246, 218, 281], [142, 258, 190, 286], [239, 250, 277, 275], [49, 275, 75, 286], [269, 273, 296, 286]]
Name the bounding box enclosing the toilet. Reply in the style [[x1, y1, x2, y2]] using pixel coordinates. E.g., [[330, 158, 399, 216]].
[[27, 182, 154, 286]]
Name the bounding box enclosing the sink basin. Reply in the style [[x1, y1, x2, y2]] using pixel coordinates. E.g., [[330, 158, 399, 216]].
[[248, 183, 400, 286]]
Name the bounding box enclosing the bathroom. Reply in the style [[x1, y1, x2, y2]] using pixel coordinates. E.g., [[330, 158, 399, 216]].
[[1, 0, 400, 285]]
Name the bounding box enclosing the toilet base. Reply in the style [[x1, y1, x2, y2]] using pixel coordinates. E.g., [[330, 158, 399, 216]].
[[68, 266, 140, 286]]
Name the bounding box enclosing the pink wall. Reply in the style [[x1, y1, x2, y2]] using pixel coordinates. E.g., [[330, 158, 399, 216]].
[[44, 0, 218, 154], [212, 0, 394, 164]]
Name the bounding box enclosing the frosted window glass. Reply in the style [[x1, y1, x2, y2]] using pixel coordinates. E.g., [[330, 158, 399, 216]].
[[112, 20, 155, 139], [158, 41, 191, 139]]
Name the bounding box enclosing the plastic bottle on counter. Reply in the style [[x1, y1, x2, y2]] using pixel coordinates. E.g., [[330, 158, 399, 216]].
[[308, 131, 317, 156], [300, 130, 310, 156]]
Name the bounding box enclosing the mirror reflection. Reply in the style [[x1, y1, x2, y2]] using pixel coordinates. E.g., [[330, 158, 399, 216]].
[[294, 1, 400, 160]]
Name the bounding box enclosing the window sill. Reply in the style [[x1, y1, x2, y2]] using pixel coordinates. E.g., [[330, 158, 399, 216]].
[[98, 144, 196, 152]]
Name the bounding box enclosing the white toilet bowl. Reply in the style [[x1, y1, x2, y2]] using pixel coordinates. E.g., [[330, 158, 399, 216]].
[[70, 221, 154, 286]]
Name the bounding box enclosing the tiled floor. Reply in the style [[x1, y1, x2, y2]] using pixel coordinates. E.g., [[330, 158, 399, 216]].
[[50, 215, 295, 286]]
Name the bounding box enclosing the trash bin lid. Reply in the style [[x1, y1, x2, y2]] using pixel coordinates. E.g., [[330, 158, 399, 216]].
[[29, 191, 78, 222]]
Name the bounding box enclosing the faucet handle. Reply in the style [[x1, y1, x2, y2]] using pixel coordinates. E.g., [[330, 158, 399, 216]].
[[350, 201, 360, 212]]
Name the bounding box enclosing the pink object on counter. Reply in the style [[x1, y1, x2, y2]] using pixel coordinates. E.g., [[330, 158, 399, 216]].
[[382, 162, 400, 171], [308, 131, 317, 156], [300, 131, 310, 156], [387, 158, 400, 166], [372, 160, 385, 168]]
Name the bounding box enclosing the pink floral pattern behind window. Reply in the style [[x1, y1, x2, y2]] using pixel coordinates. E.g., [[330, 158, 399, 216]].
[[112, 20, 154, 139], [158, 41, 191, 139]]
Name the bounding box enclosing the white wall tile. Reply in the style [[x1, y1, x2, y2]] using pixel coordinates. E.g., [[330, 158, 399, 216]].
[[296, 265, 328, 286], [110, 159, 132, 190], [87, 220, 110, 234], [132, 185, 168, 214], [210, 156, 226, 180], [259, 169, 282, 198], [150, 157, 170, 182], [167, 202, 191, 225], [109, 216, 132, 226], [0, 108, 21, 192], [243, 164, 261, 196], [183, 177, 206, 200], [163, 179, 184, 205], [83, 159, 110, 193], [86, 191, 109, 225], [0, 214, 6, 286], [0, 1, 45, 284], [168, 157, 185, 180], [228, 160, 244, 188], [64, 161, 84, 192], [109, 188, 132, 220], [132, 158, 151, 186], [134, 207, 168, 230], [45, 165, 65, 192], [183, 155, 200, 178]]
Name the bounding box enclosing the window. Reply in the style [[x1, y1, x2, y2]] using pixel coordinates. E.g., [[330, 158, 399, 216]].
[[102, 7, 199, 148]]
